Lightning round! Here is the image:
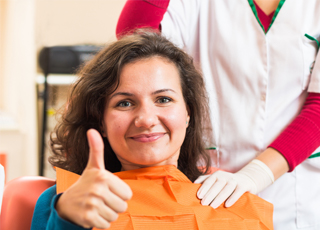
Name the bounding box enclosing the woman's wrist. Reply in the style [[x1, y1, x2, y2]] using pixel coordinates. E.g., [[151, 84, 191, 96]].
[[51, 193, 91, 230], [255, 147, 289, 180]]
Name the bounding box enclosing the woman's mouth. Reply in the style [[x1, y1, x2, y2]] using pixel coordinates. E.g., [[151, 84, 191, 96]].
[[129, 133, 166, 143]]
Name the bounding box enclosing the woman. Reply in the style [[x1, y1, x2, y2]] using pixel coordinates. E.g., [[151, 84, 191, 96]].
[[116, 1, 320, 229], [31, 31, 273, 230]]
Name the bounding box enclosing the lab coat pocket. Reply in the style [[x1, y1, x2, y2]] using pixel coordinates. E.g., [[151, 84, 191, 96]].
[[296, 156, 320, 229], [301, 34, 319, 90]]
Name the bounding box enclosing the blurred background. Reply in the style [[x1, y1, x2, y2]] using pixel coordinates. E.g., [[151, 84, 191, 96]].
[[0, 0, 126, 182]]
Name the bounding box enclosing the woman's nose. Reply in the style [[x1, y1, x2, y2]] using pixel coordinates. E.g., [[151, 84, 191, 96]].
[[134, 105, 158, 128]]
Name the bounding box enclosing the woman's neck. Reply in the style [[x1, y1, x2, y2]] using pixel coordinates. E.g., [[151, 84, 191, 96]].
[[121, 163, 178, 171]]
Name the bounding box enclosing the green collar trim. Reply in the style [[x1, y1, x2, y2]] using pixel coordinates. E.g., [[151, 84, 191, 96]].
[[268, 0, 285, 33], [247, 0, 286, 34], [248, 0, 264, 33]]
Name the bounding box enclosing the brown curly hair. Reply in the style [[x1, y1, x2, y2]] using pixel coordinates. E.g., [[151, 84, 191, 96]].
[[50, 30, 212, 182]]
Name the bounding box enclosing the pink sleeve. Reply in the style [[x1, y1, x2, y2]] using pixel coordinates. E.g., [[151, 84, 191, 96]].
[[269, 93, 320, 171], [116, 0, 170, 39]]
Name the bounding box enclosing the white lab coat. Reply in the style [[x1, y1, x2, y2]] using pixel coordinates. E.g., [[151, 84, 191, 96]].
[[161, 0, 320, 229]]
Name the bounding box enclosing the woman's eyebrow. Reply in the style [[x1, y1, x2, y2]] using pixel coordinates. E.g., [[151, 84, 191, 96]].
[[109, 92, 134, 100], [110, 89, 176, 99], [152, 89, 176, 95]]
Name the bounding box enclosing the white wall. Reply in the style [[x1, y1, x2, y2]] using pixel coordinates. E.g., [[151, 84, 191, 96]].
[[35, 0, 125, 48], [0, 0, 38, 181], [0, 0, 126, 181]]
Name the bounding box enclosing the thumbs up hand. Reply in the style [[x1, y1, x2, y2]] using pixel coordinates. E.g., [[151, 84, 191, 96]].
[[56, 129, 132, 229]]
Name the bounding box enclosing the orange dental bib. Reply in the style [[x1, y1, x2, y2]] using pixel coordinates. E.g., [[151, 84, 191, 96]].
[[56, 165, 273, 230]]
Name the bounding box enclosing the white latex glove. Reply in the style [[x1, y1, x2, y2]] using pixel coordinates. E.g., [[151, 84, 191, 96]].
[[194, 159, 274, 209]]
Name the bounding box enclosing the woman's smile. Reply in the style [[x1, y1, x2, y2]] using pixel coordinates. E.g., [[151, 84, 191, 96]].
[[129, 132, 166, 143]]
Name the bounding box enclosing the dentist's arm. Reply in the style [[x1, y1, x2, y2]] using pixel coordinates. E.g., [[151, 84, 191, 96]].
[[116, 0, 169, 38], [195, 93, 320, 208]]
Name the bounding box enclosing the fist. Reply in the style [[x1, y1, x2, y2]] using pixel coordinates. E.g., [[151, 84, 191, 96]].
[[56, 129, 132, 229]]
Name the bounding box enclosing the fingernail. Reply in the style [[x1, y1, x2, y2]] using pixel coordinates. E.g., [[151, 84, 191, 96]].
[[201, 199, 207, 206], [225, 200, 233, 208], [211, 202, 219, 209]]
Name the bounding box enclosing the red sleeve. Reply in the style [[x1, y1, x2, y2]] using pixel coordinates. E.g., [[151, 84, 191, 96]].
[[269, 93, 320, 171], [116, 0, 170, 39]]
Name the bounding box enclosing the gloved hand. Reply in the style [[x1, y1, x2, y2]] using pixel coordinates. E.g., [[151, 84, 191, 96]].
[[194, 159, 274, 209]]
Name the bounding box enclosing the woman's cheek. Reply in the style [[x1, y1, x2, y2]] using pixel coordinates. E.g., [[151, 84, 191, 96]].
[[163, 107, 187, 130], [105, 112, 128, 137]]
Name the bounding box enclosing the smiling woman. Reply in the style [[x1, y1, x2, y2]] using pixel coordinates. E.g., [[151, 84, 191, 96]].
[[103, 57, 189, 171], [31, 31, 273, 230], [47, 30, 212, 181]]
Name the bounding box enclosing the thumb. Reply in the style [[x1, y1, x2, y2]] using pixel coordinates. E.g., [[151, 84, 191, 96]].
[[86, 129, 105, 170]]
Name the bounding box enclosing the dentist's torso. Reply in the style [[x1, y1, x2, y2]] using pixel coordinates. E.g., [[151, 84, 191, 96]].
[[162, 0, 320, 229]]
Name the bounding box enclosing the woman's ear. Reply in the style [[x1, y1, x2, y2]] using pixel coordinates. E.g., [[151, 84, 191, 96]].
[[100, 123, 107, 137], [186, 106, 190, 127]]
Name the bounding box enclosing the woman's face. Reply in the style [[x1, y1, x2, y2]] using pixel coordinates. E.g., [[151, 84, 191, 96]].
[[102, 56, 190, 171]]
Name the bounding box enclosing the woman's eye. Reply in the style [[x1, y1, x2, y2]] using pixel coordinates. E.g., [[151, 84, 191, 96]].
[[157, 97, 172, 103], [117, 101, 132, 107]]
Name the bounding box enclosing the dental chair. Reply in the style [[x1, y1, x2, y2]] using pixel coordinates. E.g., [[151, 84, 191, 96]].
[[0, 176, 55, 230]]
